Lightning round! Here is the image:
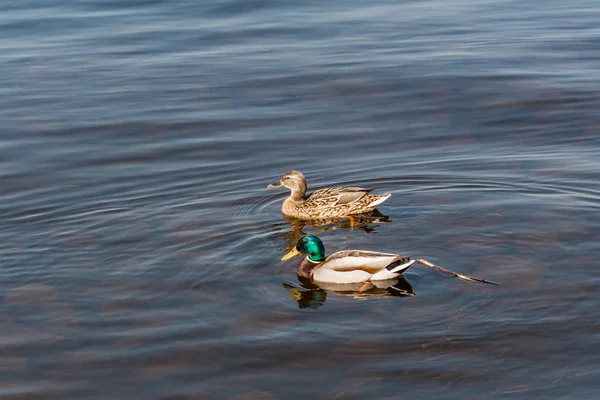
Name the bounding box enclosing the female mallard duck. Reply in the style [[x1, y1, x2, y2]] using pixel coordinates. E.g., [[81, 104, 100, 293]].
[[267, 170, 391, 221], [282, 235, 415, 286]]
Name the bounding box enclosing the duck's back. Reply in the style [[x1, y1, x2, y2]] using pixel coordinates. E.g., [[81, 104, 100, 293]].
[[312, 250, 402, 283], [290, 187, 390, 219]]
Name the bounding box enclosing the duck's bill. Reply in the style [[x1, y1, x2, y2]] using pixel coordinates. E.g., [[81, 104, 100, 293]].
[[281, 247, 301, 261], [267, 182, 283, 189]]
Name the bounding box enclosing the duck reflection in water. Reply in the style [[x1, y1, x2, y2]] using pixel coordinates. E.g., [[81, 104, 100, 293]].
[[283, 277, 414, 309], [278, 210, 391, 254]]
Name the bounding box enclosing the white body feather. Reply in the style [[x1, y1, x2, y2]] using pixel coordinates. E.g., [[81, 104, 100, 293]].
[[312, 251, 415, 284]]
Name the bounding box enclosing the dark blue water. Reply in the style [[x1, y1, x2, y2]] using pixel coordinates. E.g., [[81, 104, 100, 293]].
[[2, 0, 600, 398]]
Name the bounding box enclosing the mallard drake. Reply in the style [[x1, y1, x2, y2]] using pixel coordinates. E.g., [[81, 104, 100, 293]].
[[282, 236, 499, 289], [281, 235, 415, 286], [267, 170, 391, 221]]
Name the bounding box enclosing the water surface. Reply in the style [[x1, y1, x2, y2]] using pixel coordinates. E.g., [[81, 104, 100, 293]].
[[1, 0, 600, 398]]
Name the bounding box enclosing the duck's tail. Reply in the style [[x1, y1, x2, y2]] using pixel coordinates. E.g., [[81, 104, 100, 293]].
[[371, 258, 415, 280], [367, 193, 391, 208]]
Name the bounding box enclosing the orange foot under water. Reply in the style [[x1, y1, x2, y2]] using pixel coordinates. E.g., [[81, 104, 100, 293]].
[[348, 215, 356, 228], [358, 280, 372, 293]]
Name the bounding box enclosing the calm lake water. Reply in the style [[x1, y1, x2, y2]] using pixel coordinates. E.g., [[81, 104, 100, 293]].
[[2, 0, 600, 398]]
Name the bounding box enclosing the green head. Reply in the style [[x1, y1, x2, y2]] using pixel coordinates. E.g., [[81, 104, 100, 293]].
[[281, 235, 326, 262]]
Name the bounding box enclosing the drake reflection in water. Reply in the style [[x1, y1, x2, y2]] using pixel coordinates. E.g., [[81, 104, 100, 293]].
[[283, 276, 414, 309]]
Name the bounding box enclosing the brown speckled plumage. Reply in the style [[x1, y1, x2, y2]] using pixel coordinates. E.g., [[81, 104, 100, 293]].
[[268, 170, 391, 220]]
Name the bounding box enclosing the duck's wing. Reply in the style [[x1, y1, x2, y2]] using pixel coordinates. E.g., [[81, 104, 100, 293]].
[[332, 187, 377, 206], [305, 187, 342, 206], [312, 250, 414, 283], [323, 250, 403, 271], [306, 187, 378, 207]]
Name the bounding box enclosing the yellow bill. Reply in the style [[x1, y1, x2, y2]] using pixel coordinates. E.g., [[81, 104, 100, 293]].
[[281, 247, 301, 261]]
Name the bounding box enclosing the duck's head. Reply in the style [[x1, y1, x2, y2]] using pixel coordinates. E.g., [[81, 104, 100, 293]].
[[281, 235, 325, 262], [267, 170, 307, 194]]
